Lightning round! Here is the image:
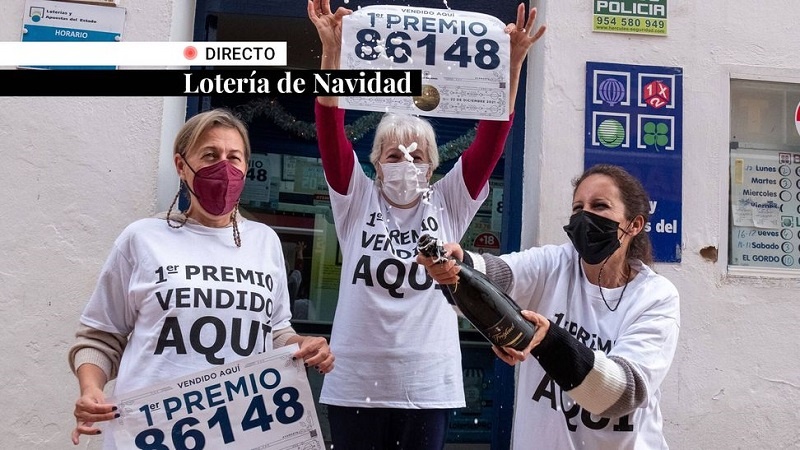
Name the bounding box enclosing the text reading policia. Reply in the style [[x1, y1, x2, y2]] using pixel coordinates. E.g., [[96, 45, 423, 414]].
[[184, 70, 416, 95]]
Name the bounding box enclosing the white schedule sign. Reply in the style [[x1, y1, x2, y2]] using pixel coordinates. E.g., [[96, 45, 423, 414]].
[[108, 345, 325, 450], [340, 5, 510, 120], [730, 148, 800, 269]]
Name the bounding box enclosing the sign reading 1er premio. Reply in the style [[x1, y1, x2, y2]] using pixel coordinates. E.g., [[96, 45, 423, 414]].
[[729, 149, 800, 269], [21, 0, 125, 70], [584, 61, 683, 262], [108, 345, 325, 450], [593, 0, 667, 36], [340, 5, 510, 121]]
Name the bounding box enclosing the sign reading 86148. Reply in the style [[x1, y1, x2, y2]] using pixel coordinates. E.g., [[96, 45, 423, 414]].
[[341, 5, 511, 120], [109, 346, 325, 450], [354, 9, 502, 70]]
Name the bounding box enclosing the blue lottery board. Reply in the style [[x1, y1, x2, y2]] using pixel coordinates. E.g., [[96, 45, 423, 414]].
[[21, 0, 126, 70], [584, 61, 683, 262]]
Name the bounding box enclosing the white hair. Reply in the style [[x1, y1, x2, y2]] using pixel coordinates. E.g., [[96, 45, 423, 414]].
[[369, 113, 439, 170]]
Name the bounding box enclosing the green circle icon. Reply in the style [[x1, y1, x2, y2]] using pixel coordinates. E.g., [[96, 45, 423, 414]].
[[597, 119, 624, 148]]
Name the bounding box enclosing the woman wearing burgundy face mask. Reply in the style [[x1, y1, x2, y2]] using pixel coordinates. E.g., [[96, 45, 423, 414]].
[[418, 164, 680, 450], [67, 109, 335, 449], [308, 0, 546, 448]]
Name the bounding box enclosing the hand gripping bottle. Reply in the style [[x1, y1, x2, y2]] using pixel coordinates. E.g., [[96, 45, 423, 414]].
[[418, 234, 535, 351]]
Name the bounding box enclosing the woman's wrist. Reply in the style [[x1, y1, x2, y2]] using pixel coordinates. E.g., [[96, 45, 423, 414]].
[[320, 54, 340, 70]]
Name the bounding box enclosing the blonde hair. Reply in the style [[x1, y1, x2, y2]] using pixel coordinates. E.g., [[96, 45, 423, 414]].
[[369, 113, 439, 170], [173, 108, 251, 161]]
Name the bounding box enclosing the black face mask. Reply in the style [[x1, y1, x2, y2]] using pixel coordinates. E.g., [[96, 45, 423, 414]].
[[563, 210, 622, 264]]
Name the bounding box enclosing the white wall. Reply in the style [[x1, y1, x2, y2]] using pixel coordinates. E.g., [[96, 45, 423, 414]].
[[0, 1, 191, 448], [527, 1, 800, 448], [2, 0, 799, 449]]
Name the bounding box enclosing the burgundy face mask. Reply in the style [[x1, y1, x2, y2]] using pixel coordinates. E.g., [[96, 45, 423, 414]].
[[182, 157, 245, 216]]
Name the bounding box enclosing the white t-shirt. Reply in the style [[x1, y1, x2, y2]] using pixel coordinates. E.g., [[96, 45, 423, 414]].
[[80, 217, 292, 399], [501, 243, 680, 450], [320, 157, 486, 408]]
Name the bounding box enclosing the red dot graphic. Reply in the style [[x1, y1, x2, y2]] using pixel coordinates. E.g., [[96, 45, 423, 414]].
[[183, 46, 198, 60]]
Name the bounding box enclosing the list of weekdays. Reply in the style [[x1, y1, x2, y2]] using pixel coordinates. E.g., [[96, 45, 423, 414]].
[[108, 345, 325, 450], [730, 148, 800, 269]]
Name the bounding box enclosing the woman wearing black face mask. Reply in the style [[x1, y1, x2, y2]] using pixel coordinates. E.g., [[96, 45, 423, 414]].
[[418, 164, 680, 450], [67, 109, 335, 448]]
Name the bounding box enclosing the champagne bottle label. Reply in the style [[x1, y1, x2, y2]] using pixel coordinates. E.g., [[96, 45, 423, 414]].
[[482, 315, 527, 348]]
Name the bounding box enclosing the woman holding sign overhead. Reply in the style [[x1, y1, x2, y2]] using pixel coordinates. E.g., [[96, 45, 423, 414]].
[[68, 109, 335, 448], [308, 0, 545, 448]]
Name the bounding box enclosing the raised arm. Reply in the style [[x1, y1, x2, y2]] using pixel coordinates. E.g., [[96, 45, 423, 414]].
[[507, 4, 546, 114], [314, 100, 355, 194], [460, 4, 546, 199], [309, 0, 356, 194], [307, 0, 352, 108], [460, 119, 515, 199]]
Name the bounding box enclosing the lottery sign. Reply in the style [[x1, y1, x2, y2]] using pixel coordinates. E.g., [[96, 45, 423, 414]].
[[340, 5, 510, 120], [108, 345, 325, 450], [584, 61, 683, 262]]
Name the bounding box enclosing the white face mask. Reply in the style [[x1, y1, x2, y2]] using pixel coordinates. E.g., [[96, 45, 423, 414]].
[[379, 162, 430, 206]]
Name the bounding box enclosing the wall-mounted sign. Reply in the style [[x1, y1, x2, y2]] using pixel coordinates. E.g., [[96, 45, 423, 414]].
[[593, 0, 667, 36], [584, 61, 683, 262], [21, 0, 125, 70], [729, 149, 800, 269]]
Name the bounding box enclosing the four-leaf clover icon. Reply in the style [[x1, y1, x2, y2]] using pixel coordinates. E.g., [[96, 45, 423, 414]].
[[643, 121, 669, 151]]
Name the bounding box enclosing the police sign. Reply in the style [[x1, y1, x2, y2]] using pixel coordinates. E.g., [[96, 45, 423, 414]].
[[593, 0, 668, 36]]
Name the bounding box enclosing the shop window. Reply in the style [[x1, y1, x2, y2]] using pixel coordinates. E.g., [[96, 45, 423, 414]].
[[729, 79, 800, 270]]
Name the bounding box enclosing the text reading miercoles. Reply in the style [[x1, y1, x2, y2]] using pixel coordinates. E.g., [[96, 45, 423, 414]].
[[184, 70, 421, 96]]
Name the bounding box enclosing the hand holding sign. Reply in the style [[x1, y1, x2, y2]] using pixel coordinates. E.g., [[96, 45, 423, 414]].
[[107, 345, 325, 450], [307, 0, 353, 72], [71, 364, 118, 445], [341, 5, 510, 119], [308, 0, 545, 120], [505, 3, 546, 115]]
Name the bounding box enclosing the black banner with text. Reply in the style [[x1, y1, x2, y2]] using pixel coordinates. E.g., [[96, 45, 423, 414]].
[[0, 69, 422, 96]]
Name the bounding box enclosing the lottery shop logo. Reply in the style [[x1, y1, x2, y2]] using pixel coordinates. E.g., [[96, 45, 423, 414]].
[[592, 112, 630, 149], [639, 73, 677, 109], [643, 80, 670, 109]]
